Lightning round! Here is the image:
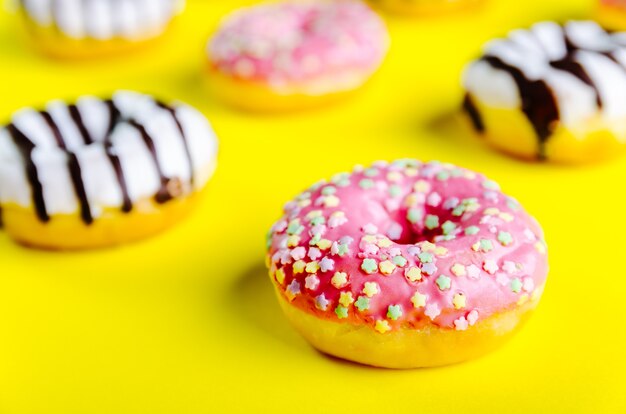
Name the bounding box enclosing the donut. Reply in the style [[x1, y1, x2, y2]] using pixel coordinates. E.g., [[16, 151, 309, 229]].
[[266, 160, 548, 368], [597, 0, 626, 30], [0, 91, 218, 249], [17, 0, 185, 58], [368, 0, 484, 15], [462, 21, 626, 163], [205, 0, 389, 111]]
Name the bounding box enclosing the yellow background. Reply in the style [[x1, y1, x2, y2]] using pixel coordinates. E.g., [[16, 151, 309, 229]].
[[0, 0, 624, 412]]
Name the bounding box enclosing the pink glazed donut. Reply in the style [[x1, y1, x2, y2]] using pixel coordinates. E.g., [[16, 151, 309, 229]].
[[206, 0, 389, 111], [266, 160, 548, 368]]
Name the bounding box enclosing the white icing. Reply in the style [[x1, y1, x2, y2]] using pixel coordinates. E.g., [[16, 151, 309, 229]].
[[463, 20, 626, 129], [0, 91, 219, 218], [19, 0, 185, 41]]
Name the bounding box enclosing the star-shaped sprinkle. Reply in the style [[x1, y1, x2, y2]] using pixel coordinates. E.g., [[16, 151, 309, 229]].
[[319, 257, 335, 272], [483, 207, 499, 216], [392, 255, 408, 267], [355, 296, 370, 312], [287, 221, 304, 235], [466, 264, 480, 279], [414, 180, 430, 192], [465, 226, 480, 235], [436, 275, 452, 291], [292, 260, 306, 274], [339, 292, 355, 307], [483, 260, 498, 274], [335, 305, 348, 319], [359, 179, 375, 189], [274, 268, 286, 285], [379, 260, 396, 275], [451, 263, 466, 277], [287, 235, 300, 247], [315, 294, 330, 311], [497, 231, 514, 246], [331, 272, 349, 289], [425, 303, 441, 320], [375, 320, 391, 333], [454, 316, 469, 331], [305, 275, 320, 290], [467, 310, 479, 325], [407, 208, 422, 224], [305, 261, 320, 273], [510, 278, 523, 293], [411, 291, 427, 308], [361, 258, 378, 274], [387, 305, 403, 320], [452, 293, 466, 309], [479, 239, 494, 252], [377, 237, 392, 248], [317, 239, 332, 250], [362, 282, 379, 297], [321, 186, 336, 195], [322, 195, 340, 208], [418, 251, 433, 263], [441, 221, 456, 235], [286, 280, 301, 301], [425, 215, 440, 230], [405, 267, 422, 282]]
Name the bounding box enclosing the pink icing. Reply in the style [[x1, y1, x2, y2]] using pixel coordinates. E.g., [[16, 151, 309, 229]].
[[207, 1, 389, 84], [267, 160, 549, 332]]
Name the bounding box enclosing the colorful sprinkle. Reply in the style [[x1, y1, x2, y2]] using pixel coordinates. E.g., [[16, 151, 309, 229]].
[[335, 305, 349, 319], [379, 260, 396, 275], [355, 296, 370, 311], [405, 267, 422, 282], [387, 305, 403, 320], [339, 291, 355, 307], [361, 258, 378, 274], [375, 320, 391, 334], [436, 275, 451, 290], [411, 291, 426, 308], [331, 272, 349, 289], [452, 293, 466, 309], [362, 282, 379, 297]]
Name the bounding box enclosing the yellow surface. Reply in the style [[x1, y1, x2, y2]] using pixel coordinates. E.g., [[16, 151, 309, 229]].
[[0, 0, 624, 413]]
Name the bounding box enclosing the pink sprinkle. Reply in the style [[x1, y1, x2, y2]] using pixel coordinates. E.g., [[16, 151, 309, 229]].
[[290, 246, 306, 261], [363, 223, 378, 234], [319, 257, 335, 272], [467, 264, 481, 279], [308, 247, 322, 260], [387, 222, 403, 240], [425, 303, 441, 320], [305, 275, 320, 291], [483, 260, 499, 274], [315, 294, 329, 311], [454, 317, 469, 331], [502, 260, 517, 274], [467, 310, 479, 326], [328, 215, 347, 228], [427, 192, 442, 207], [310, 224, 327, 237]]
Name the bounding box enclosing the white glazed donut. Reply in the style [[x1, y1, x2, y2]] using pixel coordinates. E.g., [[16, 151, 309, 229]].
[[0, 90, 218, 249], [17, 0, 186, 58]]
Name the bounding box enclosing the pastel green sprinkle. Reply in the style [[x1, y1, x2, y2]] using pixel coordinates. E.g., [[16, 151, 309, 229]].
[[335, 305, 349, 319], [364, 167, 379, 177], [310, 216, 325, 226], [407, 208, 422, 224], [359, 179, 375, 189], [392, 255, 407, 267], [336, 178, 350, 187], [418, 252, 433, 263], [436, 275, 452, 291], [387, 305, 403, 320], [321, 186, 337, 195], [337, 244, 349, 256], [441, 221, 456, 235], [465, 226, 480, 235], [451, 168, 464, 177], [452, 205, 466, 216], [498, 231, 514, 246], [309, 234, 321, 246], [482, 180, 500, 190], [511, 278, 522, 293], [388, 185, 402, 198], [425, 215, 439, 230], [287, 222, 304, 235], [480, 239, 494, 252], [361, 259, 378, 274], [355, 296, 370, 312], [436, 171, 450, 181]]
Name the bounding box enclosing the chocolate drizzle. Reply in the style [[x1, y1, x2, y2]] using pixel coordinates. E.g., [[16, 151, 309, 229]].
[[128, 120, 176, 204], [156, 101, 195, 186], [104, 99, 133, 213], [482, 55, 559, 159], [462, 93, 485, 133], [6, 124, 49, 222], [468, 22, 626, 159], [0, 95, 195, 225]]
